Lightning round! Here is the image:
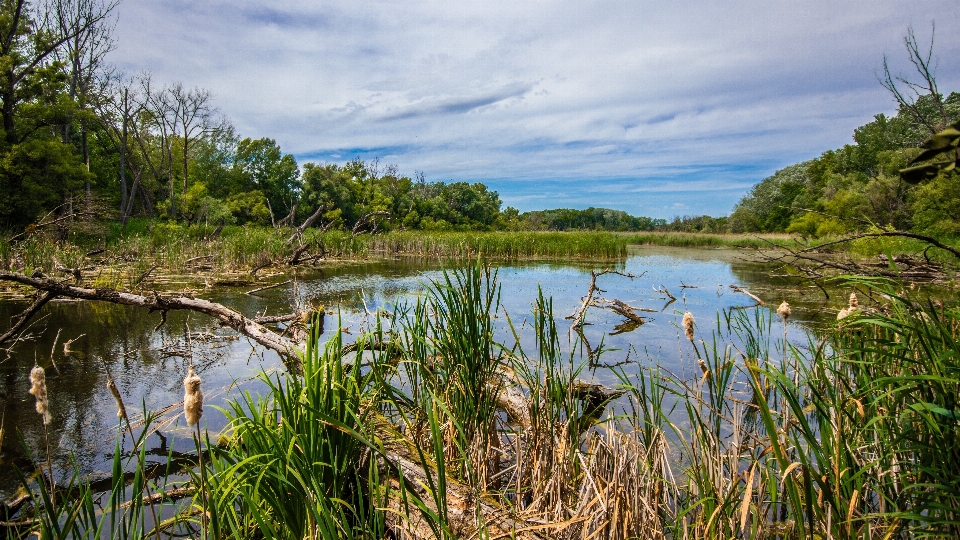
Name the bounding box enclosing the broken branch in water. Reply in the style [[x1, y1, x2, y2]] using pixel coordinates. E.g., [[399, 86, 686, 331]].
[[245, 279, 292, 297], [0, 272, 304, 370], [567, 269, 647, 331], [729, 284, 765, 308], [0, 291, 57, 346]]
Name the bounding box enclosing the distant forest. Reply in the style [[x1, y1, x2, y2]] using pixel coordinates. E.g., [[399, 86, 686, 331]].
[[1, 0, 955, 240]]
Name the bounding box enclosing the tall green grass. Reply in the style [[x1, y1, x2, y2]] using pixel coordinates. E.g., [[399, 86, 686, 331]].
[[208, 315, 389, 540], [367, 230, 629, 259], [622, 231, 793, 249]]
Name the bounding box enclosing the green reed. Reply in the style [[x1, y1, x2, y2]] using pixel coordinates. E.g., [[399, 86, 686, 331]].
[[366, 231, 628, 259]]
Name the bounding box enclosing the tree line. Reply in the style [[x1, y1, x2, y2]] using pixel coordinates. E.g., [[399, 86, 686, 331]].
[[729, 28, 960, 238]]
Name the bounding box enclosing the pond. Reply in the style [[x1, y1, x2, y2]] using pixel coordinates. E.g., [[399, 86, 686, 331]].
[[0, 245, 841, 499]]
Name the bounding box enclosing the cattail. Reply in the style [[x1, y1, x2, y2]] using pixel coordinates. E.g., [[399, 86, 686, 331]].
[[682, 311, 695, 342], [183, 366, 203, 427], [697, 357, 709, 376], [29, 366, 51, 425], [838, 292, 860, 321], [107, 378, 126, 420], [777, 301, 791, 321]]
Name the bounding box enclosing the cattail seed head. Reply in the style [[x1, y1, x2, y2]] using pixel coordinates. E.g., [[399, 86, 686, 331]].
[[777, 301, 791, 321], [29, 366, 51, 425], [107, 378, 126, 420], [682, 311, 695, 342], [838, 292, 861, 322], [183, 366, 203, 427]]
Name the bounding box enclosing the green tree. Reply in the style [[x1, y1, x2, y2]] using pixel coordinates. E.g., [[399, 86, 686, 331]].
[[0, 0, 108, 228], [232, 137, 299, 223], [728, 162, 808, 233]]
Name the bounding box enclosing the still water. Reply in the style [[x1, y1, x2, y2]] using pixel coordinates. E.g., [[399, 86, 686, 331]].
[[0, 246, 839, 498]]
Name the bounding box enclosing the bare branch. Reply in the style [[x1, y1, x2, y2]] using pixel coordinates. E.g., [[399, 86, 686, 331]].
[[0, 291, 57, 345], [0, 272, 302, 367]]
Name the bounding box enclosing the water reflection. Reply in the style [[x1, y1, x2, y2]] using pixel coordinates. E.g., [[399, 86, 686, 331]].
[[0, 247, 833, 498]]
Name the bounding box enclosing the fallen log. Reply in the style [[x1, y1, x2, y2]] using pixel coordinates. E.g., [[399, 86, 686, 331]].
[[0, 272, 302, 369]]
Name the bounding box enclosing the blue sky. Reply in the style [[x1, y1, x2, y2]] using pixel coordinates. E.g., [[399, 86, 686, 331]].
[[110, 1, 960, 218]]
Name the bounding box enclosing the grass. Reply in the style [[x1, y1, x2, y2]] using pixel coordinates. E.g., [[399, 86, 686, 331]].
[[3, 218, 956, 294], [0, 222, 631, 288], [367, 230, 629, 259], [6, 264, 959, 538], [622, 231, 794, 249]]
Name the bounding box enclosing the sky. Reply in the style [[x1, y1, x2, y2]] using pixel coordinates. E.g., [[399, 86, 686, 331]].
[[108, 1, 960, 218]]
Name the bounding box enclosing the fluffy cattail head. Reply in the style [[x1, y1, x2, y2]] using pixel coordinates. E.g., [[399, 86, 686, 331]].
[[29, 366, 51, 425], [183, 366, 203, 427], [682, 311, 695, 342], [777, 301, 791, 321], [107, 378, 126, 420], [848, 292, 859, 310]]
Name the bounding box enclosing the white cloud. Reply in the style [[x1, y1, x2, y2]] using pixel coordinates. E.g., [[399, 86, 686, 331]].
[[108, 0, 960, 216]]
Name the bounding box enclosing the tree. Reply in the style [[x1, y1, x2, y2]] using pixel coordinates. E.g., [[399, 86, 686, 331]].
[[0, 0, 114, 228], [728, 162, 808, 233], [166, 82, 216, 204], [50, 0, 116, 211], [232, 137, 299, 223], [880, 24, 959, 141]]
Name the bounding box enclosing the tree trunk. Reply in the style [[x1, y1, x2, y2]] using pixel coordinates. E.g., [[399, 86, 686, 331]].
[[119, 89, 128, 219], [82, 117, 91, 217]]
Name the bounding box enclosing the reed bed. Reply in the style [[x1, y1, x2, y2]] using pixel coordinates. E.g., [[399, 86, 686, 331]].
[[366, 231, 628, 259], [622, 231, 793, 249], [5, 265, 959, 539], [0, 224, 629, 289]]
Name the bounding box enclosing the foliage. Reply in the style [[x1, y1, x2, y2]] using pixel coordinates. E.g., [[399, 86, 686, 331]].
[[210, 314, 388, 539]]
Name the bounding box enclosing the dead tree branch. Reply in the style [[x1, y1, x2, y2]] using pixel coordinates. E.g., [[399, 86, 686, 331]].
[[567, 270, 646, 330], [0, 272, 302, 368], [0, 291, 57, 345], [729, 285, 764, 309], [287, 205, 325, 244], [351, 211, 390, 237]]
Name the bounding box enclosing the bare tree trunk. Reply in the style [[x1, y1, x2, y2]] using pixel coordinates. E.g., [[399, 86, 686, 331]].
[[119, 88, 128, 218], [82, 116, 91, 217]]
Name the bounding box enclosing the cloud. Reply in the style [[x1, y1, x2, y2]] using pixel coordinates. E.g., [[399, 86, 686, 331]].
[[376, 83, 534, 121], [108, 1, 960, 217]]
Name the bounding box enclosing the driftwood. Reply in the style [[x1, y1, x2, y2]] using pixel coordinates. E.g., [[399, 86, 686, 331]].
[[567, 269, 647, 330], [133, 265, 159, 286], [0, 272, 302, 369], [245, 279, 292, 296], [729, 284, 765, 307]]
